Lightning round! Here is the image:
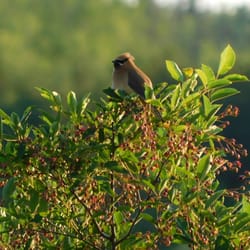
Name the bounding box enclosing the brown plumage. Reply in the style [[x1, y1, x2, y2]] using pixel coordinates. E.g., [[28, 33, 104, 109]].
[[112, 52, 153, 99]]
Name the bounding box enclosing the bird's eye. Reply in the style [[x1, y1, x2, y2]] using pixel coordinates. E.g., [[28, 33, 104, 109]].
[[112, 58, 128, 67]]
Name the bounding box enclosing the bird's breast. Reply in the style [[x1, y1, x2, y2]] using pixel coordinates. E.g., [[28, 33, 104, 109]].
[[112, 70, 133, 93]]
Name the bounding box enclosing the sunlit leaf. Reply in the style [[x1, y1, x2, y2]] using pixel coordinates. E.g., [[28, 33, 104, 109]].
[[141, 213, 155, 223], [241, 195, 250, 215], [67, 91, 78, 114], [205, 125, 223, 135], [0, 109, 10, 121], [234, 213, 250, 233], [114, 211, 124, 225], [182, 67, 194, 78], [144, 85, 155, 100], [142, 179, 156, 194], [202, 95, 211, 117], [196, 68, 208, 86], [166, 60, 184, 81], [223, 74, 249, 82], [35, 87, 54, 102], [181, 92, 200, 107], [217, 44, 236, 76], [103, 88, 125, 101], [207, 79, 232, 89], [197, 155, 211, 181], [211, 88, 240, 102], [170, 84, 181, 110], [205, 190, 224, 209], [52, 91, 61, 105], [201, 64, 215, 82], [202, 95, 221, 118], [79, 94, 90, 115]]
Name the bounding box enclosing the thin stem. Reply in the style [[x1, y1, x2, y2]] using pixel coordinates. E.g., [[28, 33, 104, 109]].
[[72, 190, 111, 240], [110, 122, 117, 250]]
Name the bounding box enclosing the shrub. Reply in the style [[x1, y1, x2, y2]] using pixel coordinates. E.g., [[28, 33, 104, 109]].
[[0, 45, 250, 249]]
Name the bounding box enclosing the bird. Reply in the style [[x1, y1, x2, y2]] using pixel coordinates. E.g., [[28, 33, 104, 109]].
[[112, 52, 153, 99], [112, 52, 163, 121]]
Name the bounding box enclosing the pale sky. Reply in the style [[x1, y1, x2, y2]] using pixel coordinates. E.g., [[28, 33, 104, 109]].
[[155, 0, 250, 11]]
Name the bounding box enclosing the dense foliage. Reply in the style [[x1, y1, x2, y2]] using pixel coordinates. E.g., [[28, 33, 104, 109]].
[[0, 45, 249, 249]]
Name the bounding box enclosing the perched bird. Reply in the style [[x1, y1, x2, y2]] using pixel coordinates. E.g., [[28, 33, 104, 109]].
[[112, 52, 153, 99]]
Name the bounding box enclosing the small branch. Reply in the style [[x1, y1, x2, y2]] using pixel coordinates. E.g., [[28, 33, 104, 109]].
[[72, 190, 111, 240], [115, 205, 143, 246]]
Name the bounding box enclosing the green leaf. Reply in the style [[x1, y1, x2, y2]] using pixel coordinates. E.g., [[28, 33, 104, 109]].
[[20, 106, 32, 125], [0, 109, 10, 121], [104, 161, 127, 174], [170, 84, 181, 110], [36, 87, 54, 102], [67, 91, 78, 114], [207, 79, 232, 90], [38, 198, 49, 216], [121, 237, 147, 249], [241, 195, 250, 215], [205, 125, 223, 136], [116, 149, 139, 173], [11, 112, 20, 128], [50, 121, 60, 135], [166, 60, 184, 81], [29, 190, 39, 213], [203, 95, 212, 117], [211, 88, 240, 102], [215, 236, 232, 250], [205, 190, 224, 209], [142, 179, 156, 194], [175, 218, 193, 244], [182, 67, 194, 78], [196, 69, 208, 86], [157, 127, 167, 138], [52, 91, 61, 104], [181, 79, 193, 96], [201, 64, 215, 82], [197, 155, 211, 181], [223, 74, 249, 82], [63, 237, 74, 249], [39, 113, 53, 126], [144, 85, 155, 100], [234, 214, 250, 233], [181, 92, 200, 107], [141, 213, 155, 223], [217, 45, 236, 76], [114, 211, 124, 225], [103, 88, 125, 101], [2, 178, 16, 203], [202, 95, 221, 119], [79, 94, 90, 115]]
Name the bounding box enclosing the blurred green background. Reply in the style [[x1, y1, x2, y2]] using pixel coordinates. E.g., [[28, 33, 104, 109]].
[[0, 0, 249, 175]]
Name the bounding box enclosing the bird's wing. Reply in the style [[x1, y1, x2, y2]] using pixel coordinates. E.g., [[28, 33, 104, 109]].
[[127, 68, 148, 98]]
